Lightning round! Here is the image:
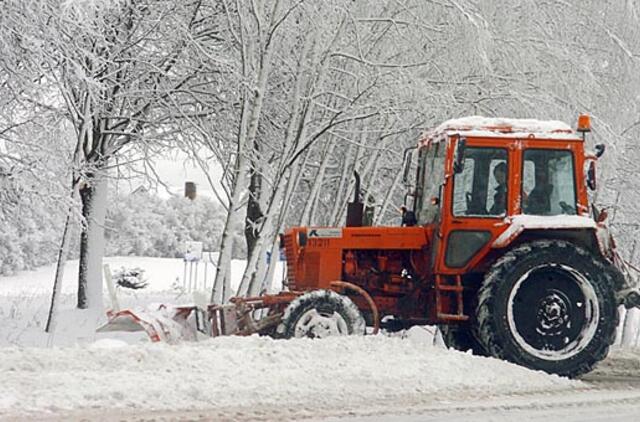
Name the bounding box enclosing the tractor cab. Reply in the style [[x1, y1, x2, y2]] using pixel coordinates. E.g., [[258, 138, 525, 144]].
[[405, 116, 603, 277]]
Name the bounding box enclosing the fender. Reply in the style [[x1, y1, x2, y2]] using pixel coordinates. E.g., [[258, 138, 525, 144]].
[[492, 215, 597, 249]]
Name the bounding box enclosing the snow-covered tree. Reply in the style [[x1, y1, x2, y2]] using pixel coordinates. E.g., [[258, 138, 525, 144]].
[[105, 191, 225, 258], [1, 0, 229, 311]]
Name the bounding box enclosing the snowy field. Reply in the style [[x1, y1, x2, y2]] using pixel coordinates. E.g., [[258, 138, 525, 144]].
[[0, 257, 263, 347], [1, 257, 640, 421]]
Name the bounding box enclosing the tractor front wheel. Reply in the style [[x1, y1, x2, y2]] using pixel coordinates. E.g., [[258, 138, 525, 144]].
[[275, 289, 366, 339], [476, 240, 618, 377]]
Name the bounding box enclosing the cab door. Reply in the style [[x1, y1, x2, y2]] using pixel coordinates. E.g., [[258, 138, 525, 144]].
[[435, 137, 517, 274]]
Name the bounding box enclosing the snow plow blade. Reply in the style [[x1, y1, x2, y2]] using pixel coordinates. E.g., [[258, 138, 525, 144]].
[[97, 304, 208, 343], [97, 293, 301, 342]]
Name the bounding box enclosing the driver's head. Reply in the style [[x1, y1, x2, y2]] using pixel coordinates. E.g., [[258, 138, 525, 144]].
[[535, 170, 548, 185], [493, 162, 507, 184]]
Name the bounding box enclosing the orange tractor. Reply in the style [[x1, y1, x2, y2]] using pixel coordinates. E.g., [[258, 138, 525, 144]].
[[104, 115, 640, 377]]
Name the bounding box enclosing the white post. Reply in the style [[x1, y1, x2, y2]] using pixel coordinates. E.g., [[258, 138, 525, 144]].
[[204, 259, 208, 290], [103, 264, 120, 312], [183, 260, 187, 290], [194, 261, 199, 291]]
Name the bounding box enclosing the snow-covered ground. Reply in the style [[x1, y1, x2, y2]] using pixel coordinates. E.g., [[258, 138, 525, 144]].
[[0, 333, 580, 420], [1, 257, 640, 421], [0, 256, 273, 347]]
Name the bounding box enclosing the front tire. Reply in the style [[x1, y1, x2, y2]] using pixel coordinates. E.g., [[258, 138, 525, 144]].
[[275, 289, 366, 339], [476, 240, 618, 377]]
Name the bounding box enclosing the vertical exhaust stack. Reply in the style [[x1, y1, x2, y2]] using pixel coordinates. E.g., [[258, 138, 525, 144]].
[[346, 171, 364, 227]]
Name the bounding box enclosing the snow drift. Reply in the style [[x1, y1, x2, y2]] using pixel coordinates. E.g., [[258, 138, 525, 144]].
[[0, 333, 578, 420]]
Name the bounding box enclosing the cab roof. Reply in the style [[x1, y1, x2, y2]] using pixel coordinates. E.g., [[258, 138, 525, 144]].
[[422, 116, 582, 143]]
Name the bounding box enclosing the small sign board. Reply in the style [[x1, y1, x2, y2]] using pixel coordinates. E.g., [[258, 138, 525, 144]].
[[184, 241, 204, 262], [308, 228, 343, 238]]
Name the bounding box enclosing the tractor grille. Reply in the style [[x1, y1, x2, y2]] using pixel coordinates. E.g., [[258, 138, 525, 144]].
[[283, 232, 298, 290]]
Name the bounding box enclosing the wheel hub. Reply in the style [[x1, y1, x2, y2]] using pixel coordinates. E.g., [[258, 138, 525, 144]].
[[536, 291, 571, 335], [294, 308, 349, 339], [507, 264, 599, 360]]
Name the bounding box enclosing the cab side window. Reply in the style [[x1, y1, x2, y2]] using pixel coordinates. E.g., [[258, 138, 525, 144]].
[[522, 149, 576, 215]]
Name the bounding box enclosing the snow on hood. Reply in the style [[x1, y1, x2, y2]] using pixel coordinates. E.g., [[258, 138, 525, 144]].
[[0, 335, 577, 419]]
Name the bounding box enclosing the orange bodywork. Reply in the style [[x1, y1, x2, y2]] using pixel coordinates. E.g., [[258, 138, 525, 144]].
[[283, 118, 598, 326]]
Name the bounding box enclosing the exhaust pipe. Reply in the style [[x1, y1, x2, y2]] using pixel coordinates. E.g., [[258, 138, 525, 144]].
[[346, 171, 364, 227]]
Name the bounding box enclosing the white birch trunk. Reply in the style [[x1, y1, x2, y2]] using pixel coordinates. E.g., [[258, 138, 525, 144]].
[[300, 139, 333, 226], [239, 176, 289, 296], [264, 241, 281, 293], [374, 165, 404, 226], [211, 158, 248, 303], [77, 175, 108, 315], [213, 1, 283, 302]]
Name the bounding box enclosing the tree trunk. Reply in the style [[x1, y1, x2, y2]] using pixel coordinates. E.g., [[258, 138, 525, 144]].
[[77, 174, 108, 311], [211, 189, 243, 303], [259, 240, 281, 294], [239, 170, 290, 297], [374, 164, 404, 225], [330, 142, 360, 226], [211, 152, 249, 303], [245, 142, 264, 258], [300, 139, 333, 226], [45, 189, 77, 333], [261, 152, 310, 293]]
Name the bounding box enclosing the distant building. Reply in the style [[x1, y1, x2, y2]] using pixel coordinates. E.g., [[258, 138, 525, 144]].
[[131, 185, 149, 196]]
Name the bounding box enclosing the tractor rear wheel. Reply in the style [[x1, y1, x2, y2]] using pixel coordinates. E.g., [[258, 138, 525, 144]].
[[476, 240, 618, 377], [275, 289, 366, 339], [439, 324, 486, 355]]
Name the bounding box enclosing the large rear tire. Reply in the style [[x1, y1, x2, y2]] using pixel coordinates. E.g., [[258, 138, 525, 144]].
[[275, 290, 366, 339], [476, 240, 618, 377]]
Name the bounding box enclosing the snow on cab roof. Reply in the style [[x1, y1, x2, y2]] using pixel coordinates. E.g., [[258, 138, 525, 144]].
[[423, 116, 580, 142]]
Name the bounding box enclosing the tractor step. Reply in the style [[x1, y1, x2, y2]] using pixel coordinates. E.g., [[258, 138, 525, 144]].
[[436, 312, 469, 321], [435, 274, 468, 321], [437, 285, 464, 292]]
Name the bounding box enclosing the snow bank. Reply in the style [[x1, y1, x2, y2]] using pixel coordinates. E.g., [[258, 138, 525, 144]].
[[0, 335, 578, 419], [589, 346, 640, 377]]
